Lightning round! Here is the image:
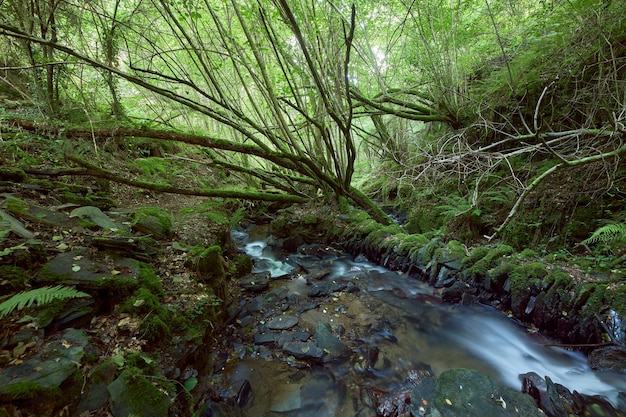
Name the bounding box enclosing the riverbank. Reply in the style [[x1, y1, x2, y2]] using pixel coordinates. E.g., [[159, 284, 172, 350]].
[[1, 175, 625, 415]]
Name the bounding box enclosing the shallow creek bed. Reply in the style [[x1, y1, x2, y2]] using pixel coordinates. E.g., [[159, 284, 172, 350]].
[[197, 226, 626, 417]]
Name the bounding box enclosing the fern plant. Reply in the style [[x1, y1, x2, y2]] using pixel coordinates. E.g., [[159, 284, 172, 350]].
[[0, 285, 90, 319], [582, 223, 626, 247]]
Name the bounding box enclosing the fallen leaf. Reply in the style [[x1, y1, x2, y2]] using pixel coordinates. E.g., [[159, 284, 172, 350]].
[[495, 396, 506, 409], [72, 264, 81, 272]]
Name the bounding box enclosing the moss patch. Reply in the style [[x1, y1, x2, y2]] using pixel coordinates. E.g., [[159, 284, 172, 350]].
[[0, 266, 29, 290], [464, 244, 515, 276], [107, 367, 171, 417]]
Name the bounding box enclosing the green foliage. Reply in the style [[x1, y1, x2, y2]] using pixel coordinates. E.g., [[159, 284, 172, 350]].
[[0, 285, 90, 319], [582, 223, 626, 247], [229, 207, 247, 228]]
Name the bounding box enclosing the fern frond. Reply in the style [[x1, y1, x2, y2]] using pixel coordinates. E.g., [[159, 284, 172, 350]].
[[582, 223, 626, 246], [0, 285, 90, 319]]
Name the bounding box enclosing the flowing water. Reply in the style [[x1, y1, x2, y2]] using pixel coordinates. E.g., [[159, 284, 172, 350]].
[[212, 230, 626, 416]]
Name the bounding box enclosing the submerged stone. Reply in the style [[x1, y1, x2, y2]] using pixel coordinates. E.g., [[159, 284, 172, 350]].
[[266, 314, 299, 330], [431, 368, 543, 417], [314, 323, 350, 362], [283, 342, 324, 360]]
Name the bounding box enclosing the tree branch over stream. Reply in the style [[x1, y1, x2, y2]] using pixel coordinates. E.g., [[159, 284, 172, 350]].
[[62, 155, 306, 203]]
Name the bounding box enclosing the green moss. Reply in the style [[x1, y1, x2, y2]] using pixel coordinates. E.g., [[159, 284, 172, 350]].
[[61, 191, 116, 210], [0, 168, 27, 182], [137, 262, 163, 296], [5, 197, 28, 215], [366, 225, 403, 249], [2, 380, 57, 401], [543, 269, 574, 306], [576, 283, 607, 315], [121, 286, 171, 344], [302, 214, 318, 225], [397, 234, 430, 256], [464, 244, 515, 275], [117, 367, 172, 416], [121, 287, 165, 316], [233, 254, 253, 277], [0, 266, 29, 290], [337, 195, 350, 213], [126, 352, 157, 374], [510, 262, 549, 299], [140, 316, 171, 343], [610, 284, 626, 317], [518, 249, 539, 259], [130, 207, 172, 235]]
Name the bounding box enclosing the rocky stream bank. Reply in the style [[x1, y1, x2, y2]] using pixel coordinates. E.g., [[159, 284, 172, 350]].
[[1, 174, 626, 416]]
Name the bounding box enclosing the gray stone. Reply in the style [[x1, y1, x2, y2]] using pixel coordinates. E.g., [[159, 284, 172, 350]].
[[276, 332, 294, 346], [314, 323, 350, 362], [270, 383, 302, 412], [247, 296, 265, 312], [267, 315, 299, 330], [588, 345, 626, 371], [429, 368, 543, 417], [283, 342, 324, 360], [36, 249, 140, 292], [0, 328, 89, 402], [254, 333, 276, 345], [240, 272, 271, 292], [434, 265, 456, 288], [70, 206, 124, 230]]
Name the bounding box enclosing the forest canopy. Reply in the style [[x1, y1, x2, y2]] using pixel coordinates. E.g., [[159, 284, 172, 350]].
[[1, 0, 625, 248]]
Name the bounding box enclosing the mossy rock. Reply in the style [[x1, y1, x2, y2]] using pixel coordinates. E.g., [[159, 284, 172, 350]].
[[130, 207, 173, 240], [137, 262, 164, 296], [397, 234, 430, 257], [463, 244, 515, 276], [0, 265, 29, 290], [435, 240, 468, 270], [509, 262, 549, 317], [107, 367, 171, 417], [0, 328, 89, 414], [4, 197, 29, 215], [233, 254, 253, 277], [60, 191, 116, 210], [428, 368, 543, 417], [36, 250, 141, 296], [415, 237, 443, 267], [0, 167, 27, 182], [190, 245, 226, 299]]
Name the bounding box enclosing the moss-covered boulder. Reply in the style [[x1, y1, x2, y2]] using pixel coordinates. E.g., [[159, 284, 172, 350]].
[[425, 368, 543, 417], [191, 245, 227, 300], [0, 328, 90, 416], [107, 367, 172, 417], [37, 250, 141, 295], [129, 207, 173, 240]]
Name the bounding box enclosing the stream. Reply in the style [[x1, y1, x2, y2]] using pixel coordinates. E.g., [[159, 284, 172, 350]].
[[202, 228, 626, 416]]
